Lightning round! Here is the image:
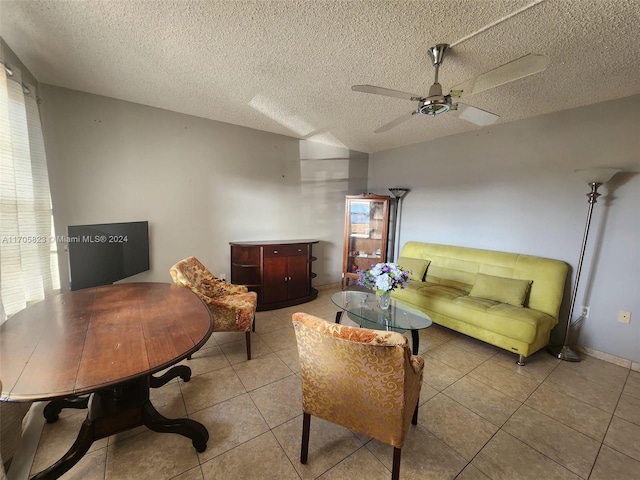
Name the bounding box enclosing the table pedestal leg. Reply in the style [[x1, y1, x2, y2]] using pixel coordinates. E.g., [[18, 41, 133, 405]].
[[31, 370, 208, 480], [142, 401, 209, 452], [43, 395, 90, 423], [150, 365, 192, 387]]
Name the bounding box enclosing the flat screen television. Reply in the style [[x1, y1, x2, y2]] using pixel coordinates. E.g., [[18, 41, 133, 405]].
[[67, 221, 150, 291]]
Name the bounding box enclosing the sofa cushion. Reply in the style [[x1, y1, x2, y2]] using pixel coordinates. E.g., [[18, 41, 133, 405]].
[[393, 283, 555, 344], [397, 256, 430, 282], [469, 273, 532, 307]]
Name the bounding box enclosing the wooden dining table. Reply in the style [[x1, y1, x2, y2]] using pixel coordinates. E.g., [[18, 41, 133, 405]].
[[0, 282, 214, 480]]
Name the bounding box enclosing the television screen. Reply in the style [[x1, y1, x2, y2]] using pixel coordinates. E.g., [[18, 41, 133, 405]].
[[67, 221, 150, 291]]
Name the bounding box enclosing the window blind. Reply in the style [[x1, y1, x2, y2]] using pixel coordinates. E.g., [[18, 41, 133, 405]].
[[1, 49, 59, 322]]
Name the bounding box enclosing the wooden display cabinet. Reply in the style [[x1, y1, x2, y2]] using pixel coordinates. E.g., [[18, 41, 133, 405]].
[[341, 194, 390, 289], [230, 240, 319, 311]]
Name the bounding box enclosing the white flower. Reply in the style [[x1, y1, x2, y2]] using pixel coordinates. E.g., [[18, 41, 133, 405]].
[[374, 273, 392, 291]]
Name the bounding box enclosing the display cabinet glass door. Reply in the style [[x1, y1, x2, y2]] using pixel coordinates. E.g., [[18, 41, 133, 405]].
[[342, 195, 390, 289]]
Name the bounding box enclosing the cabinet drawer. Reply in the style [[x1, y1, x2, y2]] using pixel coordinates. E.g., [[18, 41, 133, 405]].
[[263, 244, 308, 258]]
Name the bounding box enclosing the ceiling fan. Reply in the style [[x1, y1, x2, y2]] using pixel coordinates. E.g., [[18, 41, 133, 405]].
[[352, 44, 549, 133]]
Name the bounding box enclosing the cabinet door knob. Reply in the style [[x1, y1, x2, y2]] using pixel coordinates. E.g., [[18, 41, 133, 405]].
[[273, 250, 278, 254]]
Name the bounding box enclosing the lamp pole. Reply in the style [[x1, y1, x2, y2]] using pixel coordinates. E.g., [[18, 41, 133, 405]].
[[547, 167, 620, 362]]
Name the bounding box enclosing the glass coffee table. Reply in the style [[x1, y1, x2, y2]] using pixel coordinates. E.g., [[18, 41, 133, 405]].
[[331, 289, 432, 355]]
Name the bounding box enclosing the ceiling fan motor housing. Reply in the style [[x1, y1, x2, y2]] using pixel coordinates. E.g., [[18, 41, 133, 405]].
[[419, 82, 452, 115]]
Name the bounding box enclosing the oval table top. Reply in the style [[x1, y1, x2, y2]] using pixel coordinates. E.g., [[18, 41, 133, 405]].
[[0, 282, 213, 402]]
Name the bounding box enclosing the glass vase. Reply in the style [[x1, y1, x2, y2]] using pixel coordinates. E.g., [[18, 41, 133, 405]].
[[377, 290, 391, 310]]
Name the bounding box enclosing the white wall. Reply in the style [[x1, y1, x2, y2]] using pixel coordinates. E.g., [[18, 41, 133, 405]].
[[369, 95, 640, 363], [39, 85, 368, 291]]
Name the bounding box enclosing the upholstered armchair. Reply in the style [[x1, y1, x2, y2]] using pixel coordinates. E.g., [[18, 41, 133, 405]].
[[292, 312, 424, 480], [170, 256, 258, 360]]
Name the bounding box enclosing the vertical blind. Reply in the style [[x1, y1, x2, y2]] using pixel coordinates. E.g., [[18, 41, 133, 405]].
[[1, 48, 60, 322]]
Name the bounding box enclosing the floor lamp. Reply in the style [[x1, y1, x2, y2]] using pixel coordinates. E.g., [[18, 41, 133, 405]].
[[388, 188, 410, 262], [547, 167, 620, 362]]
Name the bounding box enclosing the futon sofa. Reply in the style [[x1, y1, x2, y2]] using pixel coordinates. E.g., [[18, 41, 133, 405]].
[[391, 242, 568, 365]]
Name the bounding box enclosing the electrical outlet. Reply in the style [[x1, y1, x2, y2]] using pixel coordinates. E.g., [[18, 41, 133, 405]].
[[618, 310, 631, 324], [219, 273, 226, 281], [582, 306, 590, 318]]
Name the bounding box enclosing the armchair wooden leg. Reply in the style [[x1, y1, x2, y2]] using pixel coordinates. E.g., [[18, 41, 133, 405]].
[[252, 314, 256, 332], [245, 331, 252, 360], [412, 400, 419, 425], [300, 413, 311, 464], [392, 447, 402, 480]]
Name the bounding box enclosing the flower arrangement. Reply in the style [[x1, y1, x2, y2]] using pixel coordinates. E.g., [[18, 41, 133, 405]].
[[357, 262, 411, 294]]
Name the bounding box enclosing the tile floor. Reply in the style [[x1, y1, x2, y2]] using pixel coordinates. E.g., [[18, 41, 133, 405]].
[[29, 286, 640, 479]]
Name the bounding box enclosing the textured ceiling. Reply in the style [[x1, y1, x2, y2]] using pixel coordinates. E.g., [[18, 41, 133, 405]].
[[1, 0, 639, 153]]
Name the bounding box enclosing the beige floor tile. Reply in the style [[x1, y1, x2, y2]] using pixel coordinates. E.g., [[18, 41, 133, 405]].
[[422, 356, 465, 391], [273, 345, 301, 373], [425, 342, 488, 374], [545, 367, 622, 413], [448, 334, 500, 359], [489, 349, 560, 383], [420, 394, 498, 460], [503, 405, 600, 478], [415, 330, 447, 354], [456, 463, 491, 480], [254, 314, 297, 334], [615, 393, 640, 426], [106, 428, 199, 480], [556, 354, 630, 391], [180, 366, 246, 414], [200, 431, 299, 480], [469, 361, 539, 402], [366, 424, 468, 479], [623, 370, 640, 399], [590, 444, 640, 480], [232, 352, 294, 391], [30, 412, 108, 476], [603, 416, 640, 461], [443, 376, 521, 426], [249, 374, 302, 428], [258, 326, 299, 351], [317, 446, 389, 480], [272, 415, 364, 480], [211, 331, 246, 345], [189, 393, 270, 464], [525, 383, 612, 441], [418, 381, 439, 406], [54, 447, 106, 480], [424, 324, 460, 342], [174, 345, 230, 376], [28, 292, 633, 480], [220, 334, 273, 365], [472, 430, 580, 480], [172, 466, 204, 480]]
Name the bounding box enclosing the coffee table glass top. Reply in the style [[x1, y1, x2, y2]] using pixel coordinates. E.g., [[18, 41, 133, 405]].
[[331, 290, 432, 334]]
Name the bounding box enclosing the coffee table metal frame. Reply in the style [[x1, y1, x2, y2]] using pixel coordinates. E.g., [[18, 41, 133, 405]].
[[331, 290, 432, 355]]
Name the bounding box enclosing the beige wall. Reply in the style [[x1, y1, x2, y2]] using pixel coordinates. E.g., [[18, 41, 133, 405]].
[[369, 95, 640, 363], [38, 85, 368, 291]]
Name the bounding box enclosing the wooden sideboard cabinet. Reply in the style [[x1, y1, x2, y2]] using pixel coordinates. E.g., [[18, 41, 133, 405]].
[[230, 240, 319, 311]]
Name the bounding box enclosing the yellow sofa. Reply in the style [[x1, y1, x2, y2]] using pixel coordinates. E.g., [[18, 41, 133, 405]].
[[391, 242, 569, 365]]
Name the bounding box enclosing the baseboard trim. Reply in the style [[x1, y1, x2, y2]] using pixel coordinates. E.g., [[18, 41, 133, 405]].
[[576, 345, 640, 372]]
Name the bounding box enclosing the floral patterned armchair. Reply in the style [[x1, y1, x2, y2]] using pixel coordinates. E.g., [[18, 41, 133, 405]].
[[170, 256, 258, 360], [292, 312, 424, 480]]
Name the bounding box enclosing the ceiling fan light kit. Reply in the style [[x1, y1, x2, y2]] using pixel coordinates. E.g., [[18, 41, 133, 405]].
[[352, 43, 549, 132]]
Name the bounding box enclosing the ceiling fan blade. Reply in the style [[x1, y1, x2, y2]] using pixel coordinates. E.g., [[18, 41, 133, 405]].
[[449, 54, 550, 98], [374, 111, 416, 133], [352, 85, 423, 101], [449, 103, 499, 126]]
